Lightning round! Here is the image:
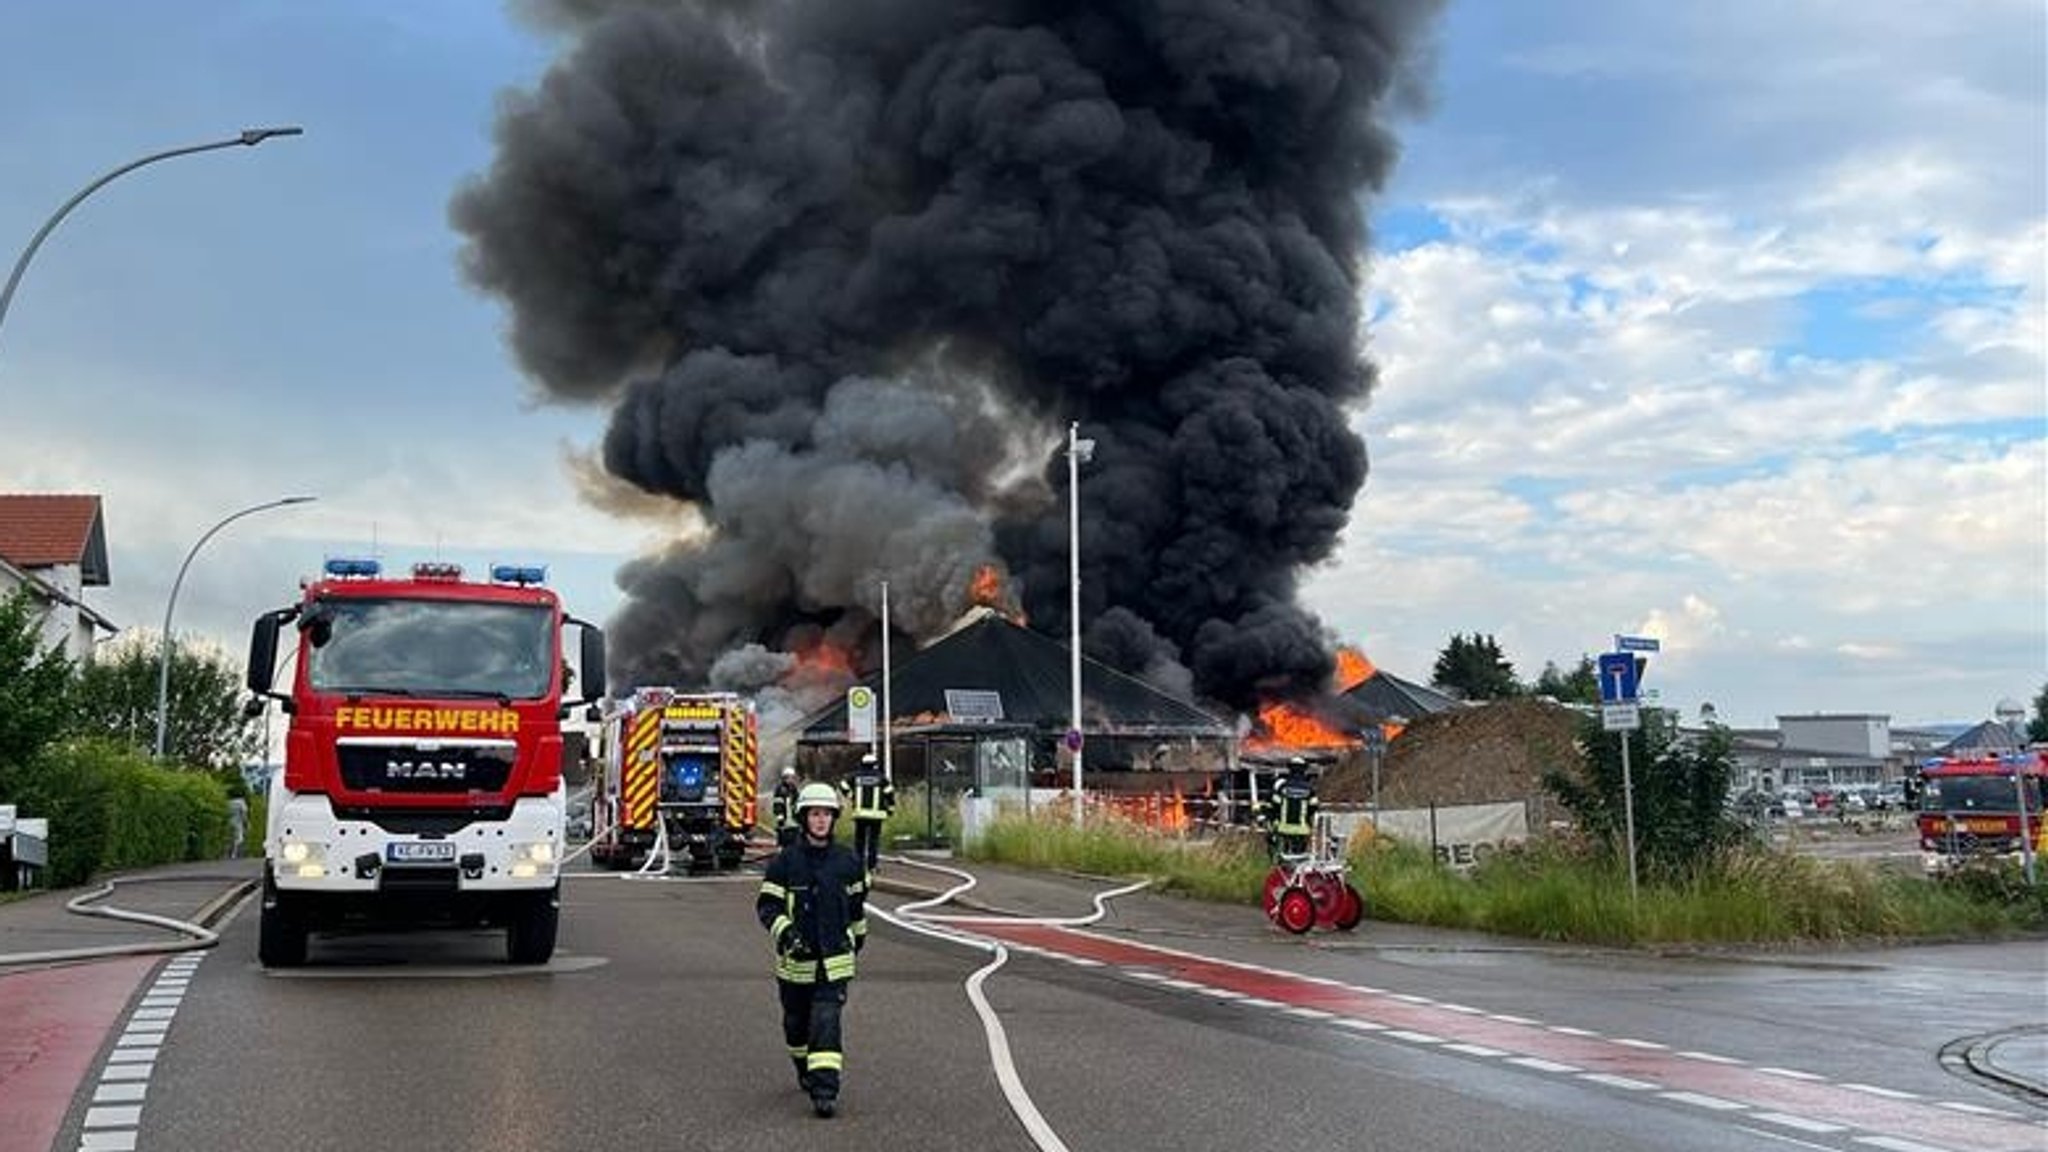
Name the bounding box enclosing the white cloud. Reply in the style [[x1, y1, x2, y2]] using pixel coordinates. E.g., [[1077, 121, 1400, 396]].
[[1320, 69, 2045, 726]]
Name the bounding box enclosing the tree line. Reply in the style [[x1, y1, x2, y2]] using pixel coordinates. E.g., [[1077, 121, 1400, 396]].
[[1430, 632, 2048, 742], [0, 589, 257, 886]]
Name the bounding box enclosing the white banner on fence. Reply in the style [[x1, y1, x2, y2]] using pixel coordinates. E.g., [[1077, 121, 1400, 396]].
[[1328, 802, 1528, 869]]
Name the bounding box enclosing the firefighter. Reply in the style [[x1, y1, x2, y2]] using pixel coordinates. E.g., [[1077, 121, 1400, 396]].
[[838, 752, 896, 873], [770, 765, 802, 848], [757, 783, 868, 1119], [1263, 757, 1320, 857]]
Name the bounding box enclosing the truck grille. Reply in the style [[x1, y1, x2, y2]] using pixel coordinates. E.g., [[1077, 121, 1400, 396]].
[[336, 738, 516, 794]]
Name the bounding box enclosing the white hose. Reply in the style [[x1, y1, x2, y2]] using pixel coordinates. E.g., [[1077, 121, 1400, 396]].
[[0, 876, 221, 967], [874, 857, 1151, 1152]]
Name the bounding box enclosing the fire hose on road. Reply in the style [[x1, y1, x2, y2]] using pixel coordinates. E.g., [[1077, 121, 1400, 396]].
[[875, 856, 1151, 1152]]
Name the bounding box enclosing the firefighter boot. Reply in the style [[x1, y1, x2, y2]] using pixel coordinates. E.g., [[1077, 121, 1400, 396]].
[[811, 1093, 836, 1119], [793, 1057, 813, 1093]]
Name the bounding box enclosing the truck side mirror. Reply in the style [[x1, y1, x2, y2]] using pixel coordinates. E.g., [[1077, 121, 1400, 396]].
[[577, 622, 607, 703], [247, 612, 281, 695]]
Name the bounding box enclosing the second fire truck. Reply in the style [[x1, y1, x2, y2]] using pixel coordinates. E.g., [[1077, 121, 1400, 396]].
[[1916, 751, 2047, 874], [588, 689, 760, 873]]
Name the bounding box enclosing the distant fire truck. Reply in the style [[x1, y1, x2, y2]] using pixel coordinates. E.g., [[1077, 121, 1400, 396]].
[[245, 558, 607, 966], [1916, 751, 2047, 873], [588, 689, 759, 874]]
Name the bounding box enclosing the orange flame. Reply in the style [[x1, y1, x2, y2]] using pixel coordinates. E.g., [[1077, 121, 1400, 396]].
[[1246, 700, 1360, 751], [968, 563, 1028, 624], [1334, 646, 1375, 693], [792, 639, 856, 680], [1095, 785, 1197, 835], [970, 564, 1003, 606]]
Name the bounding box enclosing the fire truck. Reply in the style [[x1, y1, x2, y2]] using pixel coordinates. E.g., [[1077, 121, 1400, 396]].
[[244, 558, 607, 967], [1916, 751, 2047, 873], [588, 689, 759, 874]]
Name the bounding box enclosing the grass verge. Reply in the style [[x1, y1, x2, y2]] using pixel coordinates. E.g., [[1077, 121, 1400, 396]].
[[961, 809, 2047, 946]]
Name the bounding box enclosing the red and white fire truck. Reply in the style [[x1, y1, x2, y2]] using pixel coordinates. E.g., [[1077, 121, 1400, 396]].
[[1915, 751, 2047, 874], [245, 558, 607, 966], [588, 689, 759, 874]]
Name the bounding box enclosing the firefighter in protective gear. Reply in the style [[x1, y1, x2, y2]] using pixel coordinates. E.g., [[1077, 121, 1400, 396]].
[[838, 753, 896, 872], [757, 782, 868, 1119], [770, 765, 802, 848], [1263, 757, 1320, 857]]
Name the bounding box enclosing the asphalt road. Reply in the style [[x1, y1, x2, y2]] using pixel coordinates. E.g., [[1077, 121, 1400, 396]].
[[18, 856, 2048, 1152]]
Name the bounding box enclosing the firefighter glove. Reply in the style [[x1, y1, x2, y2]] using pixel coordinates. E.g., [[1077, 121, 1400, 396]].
[[776, 926, 801, 956]]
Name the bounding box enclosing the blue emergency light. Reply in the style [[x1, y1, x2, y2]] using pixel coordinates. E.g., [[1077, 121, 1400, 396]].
[[324, 557, 382, 579], [490, 564, 548, 586]]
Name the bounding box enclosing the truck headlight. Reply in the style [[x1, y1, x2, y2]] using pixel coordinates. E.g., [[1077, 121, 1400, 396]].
[[509, 840, 557, 878], [280, 839, 327, 865], [278, 839, 329, 878]]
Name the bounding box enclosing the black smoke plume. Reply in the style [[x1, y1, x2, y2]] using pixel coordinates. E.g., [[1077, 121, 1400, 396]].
[[454, 0, 1442, 713]]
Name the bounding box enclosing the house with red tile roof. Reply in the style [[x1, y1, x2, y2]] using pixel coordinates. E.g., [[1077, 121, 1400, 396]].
[[0, 493, 117, 662]]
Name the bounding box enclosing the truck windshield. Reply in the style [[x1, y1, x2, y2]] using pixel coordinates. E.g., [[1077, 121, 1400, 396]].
[[304, 597, 554, 700], [1921, 776, 2042, 814]]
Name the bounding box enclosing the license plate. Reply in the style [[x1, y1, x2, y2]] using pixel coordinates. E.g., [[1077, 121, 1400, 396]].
[[387, 841, 457, 864]]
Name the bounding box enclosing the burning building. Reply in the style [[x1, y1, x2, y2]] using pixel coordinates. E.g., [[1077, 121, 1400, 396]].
[[453, 1, 1445, 730]]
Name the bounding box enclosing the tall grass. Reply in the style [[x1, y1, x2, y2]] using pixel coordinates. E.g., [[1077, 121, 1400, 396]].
[[960, 810, 2045, 946], [961, 809, 1271, 903]]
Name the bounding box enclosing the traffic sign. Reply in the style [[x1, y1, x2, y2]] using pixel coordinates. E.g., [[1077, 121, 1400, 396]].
[[1614, 634, 1661, 653], [846, 685, 876, 743], [1601, 703, 1641, 731], [1597, 652, 1639, 704]]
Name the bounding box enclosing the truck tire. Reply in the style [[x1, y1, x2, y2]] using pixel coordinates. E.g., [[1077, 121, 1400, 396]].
[[258, 877, 308, 968], [506, 888, 559, 964]]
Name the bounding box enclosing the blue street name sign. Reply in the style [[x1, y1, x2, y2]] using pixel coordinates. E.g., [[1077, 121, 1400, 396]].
[[1597, 652, 1640, 704], [1614, 634, 1661, 653]]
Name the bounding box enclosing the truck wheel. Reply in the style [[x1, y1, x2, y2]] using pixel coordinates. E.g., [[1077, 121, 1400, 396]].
[[506, 890, 559, 965], [258, 884, 308, 968]]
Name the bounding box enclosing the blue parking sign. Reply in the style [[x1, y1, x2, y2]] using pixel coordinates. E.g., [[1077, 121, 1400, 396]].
[[1597, 652, 1639, 704]]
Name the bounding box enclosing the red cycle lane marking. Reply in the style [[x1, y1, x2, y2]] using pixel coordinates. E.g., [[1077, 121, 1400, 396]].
[[971, 921, 2043, 1152], [0, 957, 156, 1152]]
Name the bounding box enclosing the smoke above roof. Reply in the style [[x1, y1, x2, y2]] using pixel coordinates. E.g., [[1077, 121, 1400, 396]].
[[453, 0, 1443, 713]]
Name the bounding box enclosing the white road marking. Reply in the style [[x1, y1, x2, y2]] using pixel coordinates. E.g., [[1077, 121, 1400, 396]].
[[1751, 1112, 1847, 1134]]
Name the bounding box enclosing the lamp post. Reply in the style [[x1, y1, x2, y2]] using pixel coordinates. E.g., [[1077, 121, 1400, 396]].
[[1066, 422, 1095, 826], [0, 127, 304, 355], [154, 496, 316, 760]]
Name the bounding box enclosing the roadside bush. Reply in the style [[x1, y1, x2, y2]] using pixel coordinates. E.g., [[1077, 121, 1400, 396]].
[[5, 738, 232, 886], [1935, 857, 2048, 928]]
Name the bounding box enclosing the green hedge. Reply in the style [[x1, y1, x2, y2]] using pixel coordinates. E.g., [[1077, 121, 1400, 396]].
[[1, 737, 242, 887]]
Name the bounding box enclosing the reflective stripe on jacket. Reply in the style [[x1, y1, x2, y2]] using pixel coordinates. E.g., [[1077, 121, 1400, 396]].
[[770, 781, 800, 831], [757, 840, 868, 985], [839, 772, 895, 822], [1269, 780, 1319, 836]]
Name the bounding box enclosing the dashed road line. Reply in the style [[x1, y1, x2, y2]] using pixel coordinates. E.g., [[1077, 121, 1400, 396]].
[[77, 953, 203, 1152]]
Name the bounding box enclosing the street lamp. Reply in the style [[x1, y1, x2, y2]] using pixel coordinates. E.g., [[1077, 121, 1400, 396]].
[[0, 127, 304, 355], [154, 496, 316, 760], [1066, 422, 1095, 827]]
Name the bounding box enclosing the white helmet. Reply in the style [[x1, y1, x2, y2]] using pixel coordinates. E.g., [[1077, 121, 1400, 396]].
[[796, 782, 841, 814]]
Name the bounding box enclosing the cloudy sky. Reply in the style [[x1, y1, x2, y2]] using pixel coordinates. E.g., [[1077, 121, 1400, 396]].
[[1, 2, 2040, 731]]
